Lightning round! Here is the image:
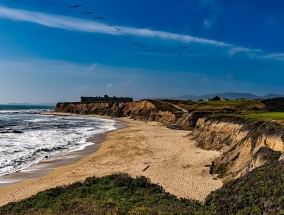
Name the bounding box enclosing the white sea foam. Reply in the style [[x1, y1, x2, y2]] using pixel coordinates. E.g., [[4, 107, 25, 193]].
[[0, 109, 117, 177]]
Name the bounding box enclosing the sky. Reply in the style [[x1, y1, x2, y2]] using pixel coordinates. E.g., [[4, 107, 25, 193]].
[[0, 0, 284, 103]]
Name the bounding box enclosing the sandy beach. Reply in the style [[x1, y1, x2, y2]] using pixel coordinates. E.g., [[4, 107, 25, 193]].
[[0, 116, 222, 206]]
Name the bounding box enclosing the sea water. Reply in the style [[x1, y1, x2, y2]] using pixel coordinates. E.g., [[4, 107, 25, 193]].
[[0, 105, 116, 177]]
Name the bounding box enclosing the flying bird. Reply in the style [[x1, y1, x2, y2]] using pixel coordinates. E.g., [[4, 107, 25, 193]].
[[107, 24, 115, 27], [82, 12, 94, 15], [115, 28, 122, 31], [70, 5, 83, 8]]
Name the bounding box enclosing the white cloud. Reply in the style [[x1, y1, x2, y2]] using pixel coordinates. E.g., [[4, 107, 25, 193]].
[[106, 83, 113, 89], [228, 47, 261, 57], [203, 19, 212, 28], [0, 5, 230, 47], [0, 5, 284, 63], [260, 53, 284, 62], [228, 47, 284, 62], [86, 63, 98, 72], [199, 0, 220, 30]]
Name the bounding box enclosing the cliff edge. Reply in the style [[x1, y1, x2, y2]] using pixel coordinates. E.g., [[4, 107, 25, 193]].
[[54, 100, 284, 181], [55, 100, 191, 130], [192, 115, 284, 180]]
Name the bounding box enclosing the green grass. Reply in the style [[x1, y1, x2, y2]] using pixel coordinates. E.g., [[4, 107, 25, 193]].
[[156, 99, 264, 112], [179, 100, 265, 114], [3, 162, 284, 214], [0, 173, 202, 215], [205, 160, 284, 215], [245, 112, 284, 120]]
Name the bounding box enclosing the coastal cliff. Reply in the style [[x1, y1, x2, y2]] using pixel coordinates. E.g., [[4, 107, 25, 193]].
[[54, 101, 284, 180], [55, 100, 187, 128], [192, 116, 284, 180]]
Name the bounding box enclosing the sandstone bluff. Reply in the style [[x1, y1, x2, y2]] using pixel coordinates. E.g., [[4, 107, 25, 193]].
[[55, 99, 284, 181]]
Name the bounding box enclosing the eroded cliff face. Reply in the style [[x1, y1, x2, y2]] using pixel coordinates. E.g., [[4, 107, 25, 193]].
[[54, 101, 284, 181], [55, 101, 182, 127], [192, 116, 284, 180]]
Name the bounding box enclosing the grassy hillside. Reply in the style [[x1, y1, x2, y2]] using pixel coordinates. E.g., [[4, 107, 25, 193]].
[[0, 174, 202, 215], [158, 99, 265, 114], [159, 99, 284, 123], [2, 162, 284, 214], [205, 160, 284, 215]]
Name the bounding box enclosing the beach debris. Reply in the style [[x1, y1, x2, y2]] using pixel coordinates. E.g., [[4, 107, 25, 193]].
[[182, 164, 191, 169], [142, 165, 150, 172], [210, 161, 215, 175]]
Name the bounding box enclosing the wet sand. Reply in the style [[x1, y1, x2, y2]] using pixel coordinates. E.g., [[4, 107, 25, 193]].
[[0, 116, 222, 206], [0, 133, 102, 187], [0, 114, 126, 187]]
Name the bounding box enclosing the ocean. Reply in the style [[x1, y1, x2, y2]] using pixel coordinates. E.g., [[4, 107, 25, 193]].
[[0, 105, 117, 177]]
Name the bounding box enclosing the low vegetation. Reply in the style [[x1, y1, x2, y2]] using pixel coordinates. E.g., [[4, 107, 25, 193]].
[[205, 160, 284, 215], [148, 100, 181, 114], [0, 174, 202, 215], [245, 112, 284, 120], [158, 98, 284, 124], [262, 98, 284, 112], [2, 97, 284, 214], [2, 162, 284, 214], [158, 99, 265, 114]]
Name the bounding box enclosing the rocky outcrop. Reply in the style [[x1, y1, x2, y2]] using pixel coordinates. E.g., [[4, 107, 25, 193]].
[[192, 116, 284, 180]]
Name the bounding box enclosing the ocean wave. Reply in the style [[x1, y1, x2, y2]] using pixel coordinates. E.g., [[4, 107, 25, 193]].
[[0, 110, 117, 177]]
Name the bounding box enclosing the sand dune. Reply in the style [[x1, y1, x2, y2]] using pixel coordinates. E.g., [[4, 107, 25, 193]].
[[0, 117, 222, 206]]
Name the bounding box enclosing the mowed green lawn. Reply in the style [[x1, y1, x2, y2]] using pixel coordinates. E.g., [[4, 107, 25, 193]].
[[246, 112, 284, 120]]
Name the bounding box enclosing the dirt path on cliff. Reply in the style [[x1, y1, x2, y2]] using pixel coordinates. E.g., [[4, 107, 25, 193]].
[[0, 117, 222, 206], [171, 103, 188, 113]]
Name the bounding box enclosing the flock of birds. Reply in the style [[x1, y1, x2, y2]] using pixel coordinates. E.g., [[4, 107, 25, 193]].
[[69, 4, 195, 56]]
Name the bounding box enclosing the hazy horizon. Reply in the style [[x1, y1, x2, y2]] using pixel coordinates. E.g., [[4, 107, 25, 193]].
[[1, 91, 283, 105], [0, 1, 283, 103]]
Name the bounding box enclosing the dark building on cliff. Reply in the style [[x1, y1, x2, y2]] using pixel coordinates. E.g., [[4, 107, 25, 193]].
[[81, 95, 133, 103]]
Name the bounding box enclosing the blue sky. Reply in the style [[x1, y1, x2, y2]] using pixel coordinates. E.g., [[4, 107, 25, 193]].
[[0, 0, 283, 103]]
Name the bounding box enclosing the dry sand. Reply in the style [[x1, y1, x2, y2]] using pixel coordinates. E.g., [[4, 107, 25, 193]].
[[0, 116, 222, 206]]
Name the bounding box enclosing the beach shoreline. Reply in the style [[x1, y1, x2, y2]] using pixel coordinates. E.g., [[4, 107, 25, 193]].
[[0, 114, 222, 206], [0, 113, 126, 187]]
